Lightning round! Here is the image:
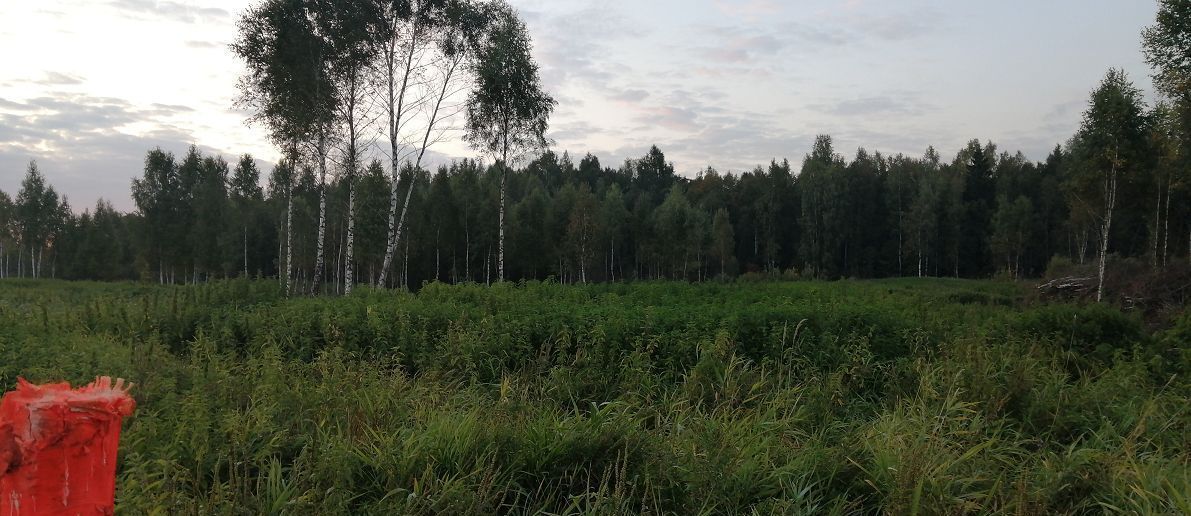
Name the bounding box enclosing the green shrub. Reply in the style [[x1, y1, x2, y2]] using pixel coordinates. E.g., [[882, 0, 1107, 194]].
[[0, 278, 1183, 514]]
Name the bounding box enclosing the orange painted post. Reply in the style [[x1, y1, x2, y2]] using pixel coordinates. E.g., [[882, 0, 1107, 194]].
[[0, 377, 135, 516]]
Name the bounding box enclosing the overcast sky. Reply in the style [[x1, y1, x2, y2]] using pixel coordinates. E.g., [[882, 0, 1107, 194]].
[[0, 0, 1159, 211]]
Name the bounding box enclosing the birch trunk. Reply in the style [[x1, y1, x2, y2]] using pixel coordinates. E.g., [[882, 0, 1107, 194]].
[[285, 185, 294, 297], [1162, 172, 1171, 267], [498, 165, 506, 282], [1097, 161, 1118, 303], [1078, 227, 1089, 264], [609, 239, 615, 282], [382, 54, 461, 287], [579, 237, 586, 284], [311, 134, 329, 295], [378, 20, 419, 288], [277, 219, 283, 286], [343, 70, 361, 295], [345, 180, 356, 294]]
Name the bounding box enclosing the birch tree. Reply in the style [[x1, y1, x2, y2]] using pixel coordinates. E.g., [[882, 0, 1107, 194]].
[[267, 160, 298, 292], [1070, 69, 1148, 302], [1148, 103, 1179, 267], [798, 135, 842, 278], [15, 162, 65, 279], [598, 185, 628, 281], [192, 155, 230, 279], [0, 191, 11, 279], [565, 184, 598, 283], [1143, 0, 1191, 106], [230, 155, 263, 277], [376, 0, 485, 288], [1143, 0, 1191, 267], [464, 0, 555, 282], [991, 195, 1033, 278], [234, 0, 337, 295], [316, 0, 383, 294]]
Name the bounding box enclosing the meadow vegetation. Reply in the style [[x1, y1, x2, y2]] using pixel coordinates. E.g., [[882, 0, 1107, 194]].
[[0, 279, 1186, 514]]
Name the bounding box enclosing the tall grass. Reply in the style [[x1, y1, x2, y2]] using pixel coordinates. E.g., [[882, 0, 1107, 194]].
[[0, 278, 1185, 514]]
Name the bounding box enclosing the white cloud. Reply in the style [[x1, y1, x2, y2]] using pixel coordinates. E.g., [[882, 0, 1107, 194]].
[[0, 0, 1161, 210]]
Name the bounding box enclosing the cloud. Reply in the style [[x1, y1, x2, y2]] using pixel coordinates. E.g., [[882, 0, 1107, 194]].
[[609, 89, 650, 103], [985, 99, 1086, 162], [185, 39, 221, 49], [812, 93, 933, 117], [693, 2, 940, 68], [829, 126, 943, 160], [597, 87, 808, 174], [666, 109, 809, 173], [106, 0, 230, 23], [33, 72, 84, 86], [0, 94, 221, 210], [517, 4, 638, 92], [854, 12, 938, 42], [548, 120, 607, 143], [0, 98, 34, 111], [635, 106, 701, 133], [701, 32, 789, 63], [147, 103, 196, 115], [1043, 99, 1086, 123], [713, 0, 784, 21], [695, 24, 850, 67]]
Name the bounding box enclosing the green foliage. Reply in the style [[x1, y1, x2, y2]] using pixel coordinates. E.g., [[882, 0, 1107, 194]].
[[0, 279, 1185, 514], [464, 0, 555, 167], [1143, 0, 1191, 101]]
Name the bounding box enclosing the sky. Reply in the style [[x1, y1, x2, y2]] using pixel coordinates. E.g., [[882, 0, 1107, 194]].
[[0, 0, 1160, 211]]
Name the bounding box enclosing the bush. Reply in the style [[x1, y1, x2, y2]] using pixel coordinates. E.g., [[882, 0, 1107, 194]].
[[0, 278, 1184, 514]]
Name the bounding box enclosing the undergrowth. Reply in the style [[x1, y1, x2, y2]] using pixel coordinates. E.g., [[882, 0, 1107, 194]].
[[0, 278, 1185, 514]]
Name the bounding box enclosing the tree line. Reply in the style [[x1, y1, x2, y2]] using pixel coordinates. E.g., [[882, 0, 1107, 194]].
[[0, 0, 1188, 294]]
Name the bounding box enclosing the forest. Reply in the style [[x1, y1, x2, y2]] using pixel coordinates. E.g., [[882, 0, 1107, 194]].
[[0, 0, 1186, 294], [0, 278, 1185, 513], [1, 1, 1189, 514]]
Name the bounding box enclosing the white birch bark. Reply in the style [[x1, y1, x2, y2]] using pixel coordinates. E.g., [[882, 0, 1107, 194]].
[[285, 184, 294, 297], [498, 115, 510, 282], [311, 134, 329, 295], [277, 219, 283, 287], [498, 166, 506, 282], [342, 69, 362, 295], [380, 28, 465, 288], [610, 238, 615, 281], [1162, 172, 1171, 267], [345, 180, 356, 294], [1097, 160, 1118, 303], [378, 18, 419, 288]]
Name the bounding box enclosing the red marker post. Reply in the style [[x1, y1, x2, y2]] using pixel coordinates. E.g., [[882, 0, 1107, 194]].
[[0, 377, 135, 516]]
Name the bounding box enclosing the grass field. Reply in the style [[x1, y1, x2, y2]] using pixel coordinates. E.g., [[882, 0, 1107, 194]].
[[0, 279, 1187, 514]]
